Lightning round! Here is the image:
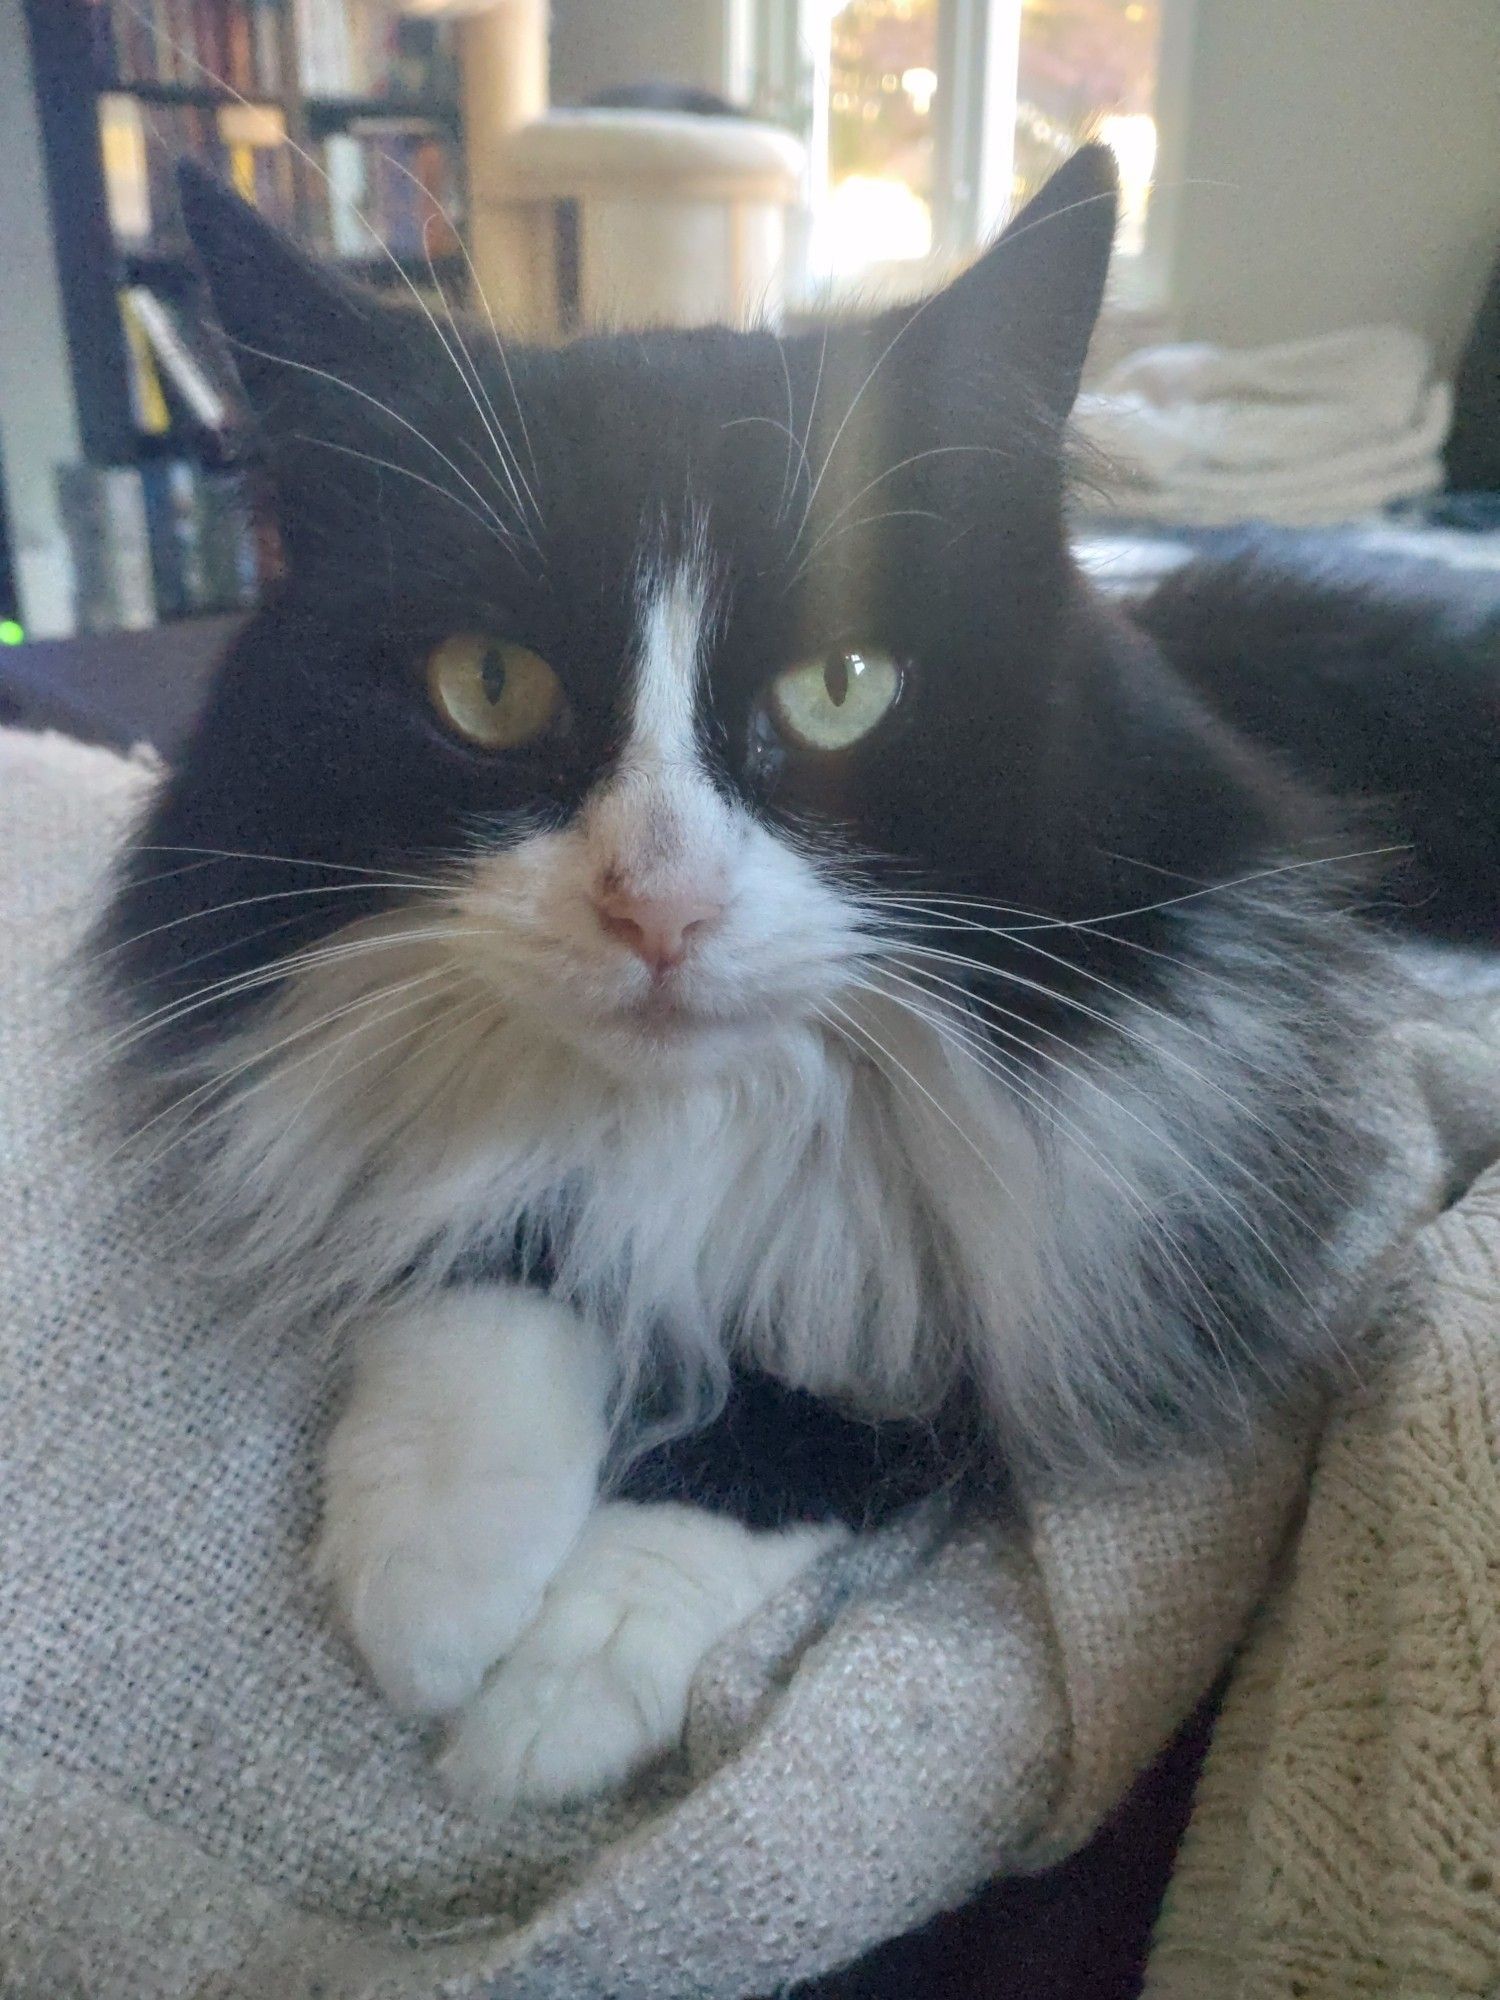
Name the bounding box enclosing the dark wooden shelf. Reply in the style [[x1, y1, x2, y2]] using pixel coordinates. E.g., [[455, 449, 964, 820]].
[[119, 246, 201, 283], [304, 93, 462, 135], [96, 79, 285, 112], [334, 249, 468, 283]]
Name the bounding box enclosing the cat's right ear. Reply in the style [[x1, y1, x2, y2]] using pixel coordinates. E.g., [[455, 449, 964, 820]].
[[177, 158, 386, 430]]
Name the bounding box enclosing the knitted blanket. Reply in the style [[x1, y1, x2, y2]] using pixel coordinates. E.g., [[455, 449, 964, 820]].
[[1145, 1099, 1500, 1996], [1, 723, 1495, 2000]]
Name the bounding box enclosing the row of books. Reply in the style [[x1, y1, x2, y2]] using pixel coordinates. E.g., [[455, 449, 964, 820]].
[[293, 0, 456, 101], [58, 461, 267, 633], [316, 126, 463, 262], [100, 93, 462, 269], [94, 1, 455, 107], [98, 0, 287, 98], [101, 93, 298, 247]]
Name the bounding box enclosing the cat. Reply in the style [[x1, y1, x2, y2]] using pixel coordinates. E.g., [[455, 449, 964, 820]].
[[98, 144, 1498, 1812]]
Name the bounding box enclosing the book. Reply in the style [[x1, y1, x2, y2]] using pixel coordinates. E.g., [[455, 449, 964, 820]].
[[122, 285, 235, 431], [197, 469, 262, 608], [99, 93, 152, 243], [250, 0, 284, 95], [118, 291, 174, 435], [57, 465, 158, 632], [106, 1, 290, 93], [312, 122, 462, 263], [140, 459, 208, 616]]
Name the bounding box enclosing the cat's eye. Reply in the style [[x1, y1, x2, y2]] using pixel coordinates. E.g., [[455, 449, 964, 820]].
[[768, 649, 902, 753], [426, 634, 565, 750]]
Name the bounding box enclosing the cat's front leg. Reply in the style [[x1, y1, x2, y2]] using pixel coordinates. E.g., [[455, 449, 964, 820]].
[[437, 1501, 847, 1810], [315, 1284, 612, 1717]]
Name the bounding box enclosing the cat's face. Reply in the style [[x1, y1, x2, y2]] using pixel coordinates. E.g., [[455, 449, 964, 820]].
[[115, 150, 1247, 1082]]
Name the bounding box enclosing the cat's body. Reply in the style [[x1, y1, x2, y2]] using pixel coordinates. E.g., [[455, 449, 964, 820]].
[[99, 150, 1498, 1809]]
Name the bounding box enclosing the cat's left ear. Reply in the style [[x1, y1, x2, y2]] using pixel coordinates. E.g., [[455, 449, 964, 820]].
[[909, 143, 1119, 423], [178, 158, 383, 413]]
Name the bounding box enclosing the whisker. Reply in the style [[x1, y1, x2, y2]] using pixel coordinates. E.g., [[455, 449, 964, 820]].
[[113, 0, 543, 558], [104, 964, 456, 1182], [853, 965, 1257, 1402], [290, 433, 516, 549], [125, 845, 445, 888], [888, 926, 1344, 1198], [789, 327, 830, 546], [96, 878, 439, 964], [90, 925, 493, 1067], [785, 509, 946, 589], [860, 844, 1408, 934], [787, 444, 1011, 586], [226, 339, 519, 550], [416, 204, 542, 540], [884, 946, 1336, 1307], [818, 994, 1021, 1207]]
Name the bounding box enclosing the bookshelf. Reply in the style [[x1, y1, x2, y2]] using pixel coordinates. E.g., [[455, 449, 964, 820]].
[[19, 0, 468, 628]]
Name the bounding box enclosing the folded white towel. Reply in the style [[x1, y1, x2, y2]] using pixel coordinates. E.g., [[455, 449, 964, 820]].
[[1076, 326, 1453, 528]]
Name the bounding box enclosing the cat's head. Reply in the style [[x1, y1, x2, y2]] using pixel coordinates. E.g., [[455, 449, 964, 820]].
[[110, 148, 1249, 1082]]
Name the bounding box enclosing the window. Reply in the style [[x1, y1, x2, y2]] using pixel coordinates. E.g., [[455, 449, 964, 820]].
[[743, 0, 1169, 304]]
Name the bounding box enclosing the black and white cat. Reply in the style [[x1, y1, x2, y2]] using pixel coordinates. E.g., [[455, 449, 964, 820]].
[[100, 147, 1498, 1811]]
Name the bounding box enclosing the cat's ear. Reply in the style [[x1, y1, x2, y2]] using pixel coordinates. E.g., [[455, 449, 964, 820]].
[[177, 158, 389, 426], [909, 143, 1119, 423]]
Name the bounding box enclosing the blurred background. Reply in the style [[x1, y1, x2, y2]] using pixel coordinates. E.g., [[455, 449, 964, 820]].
[[0, 0, 1497, 655]]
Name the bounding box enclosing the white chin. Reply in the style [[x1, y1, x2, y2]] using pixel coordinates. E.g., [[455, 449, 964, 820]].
[[540, 988, 795, 1078]]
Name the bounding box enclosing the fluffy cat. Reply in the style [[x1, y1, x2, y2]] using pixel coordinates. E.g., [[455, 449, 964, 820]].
[[98, 146, 1497, 1810]]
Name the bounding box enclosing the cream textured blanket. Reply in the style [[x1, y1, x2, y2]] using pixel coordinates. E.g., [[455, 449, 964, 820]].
[[1, 724, 1496, 2000], [1145, 1131, 1500, 1996]]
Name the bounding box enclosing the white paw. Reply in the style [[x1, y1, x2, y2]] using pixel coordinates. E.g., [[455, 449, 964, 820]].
[[438, 1501, 845, 1810], [315, 1472, 585, 1715], [316, 1287, 611, 1716]]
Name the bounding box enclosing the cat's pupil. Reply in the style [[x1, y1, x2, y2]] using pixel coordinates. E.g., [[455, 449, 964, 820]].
[[824, 656, 851, 707], [481, 645, 509, 704]]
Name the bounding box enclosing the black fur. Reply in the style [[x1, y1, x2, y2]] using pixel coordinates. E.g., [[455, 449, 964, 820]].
[[1135, 532, 1500, 940]]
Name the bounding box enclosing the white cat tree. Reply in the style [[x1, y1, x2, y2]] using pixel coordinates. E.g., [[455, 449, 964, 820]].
[[401, 0, 803, 336]]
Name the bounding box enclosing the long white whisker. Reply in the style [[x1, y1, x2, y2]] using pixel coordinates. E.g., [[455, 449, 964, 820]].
[[115, 0, 544, 553], [785, 509, 944, 587], [226, 340, 518, 547], [884, 946, 1334, 1303], [787, 444, 1010, 586], [290, 433, 516, 548], [126, 846, 443, 888], [818, 995, 1020, 1206], [92, 925, 492, 1065], [106, 965, 455, 1181], [98, 879, 439, 962], [888, 926, 1343, 1199], [416, 203, 542, 538]]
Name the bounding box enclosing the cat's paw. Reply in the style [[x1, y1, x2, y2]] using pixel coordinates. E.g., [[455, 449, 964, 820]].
[[316, 1286, 611, 1716], [437, 1501, 845, 1809], [315, 1479, 572, 1715]]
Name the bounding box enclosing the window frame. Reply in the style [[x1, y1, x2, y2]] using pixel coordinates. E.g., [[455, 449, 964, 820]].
[[733, 0, 1191, 314]]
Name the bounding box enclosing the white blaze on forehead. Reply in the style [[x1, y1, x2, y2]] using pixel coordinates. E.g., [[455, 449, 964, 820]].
[[626, 558, 712, 770], [586, 551, 732, 896]]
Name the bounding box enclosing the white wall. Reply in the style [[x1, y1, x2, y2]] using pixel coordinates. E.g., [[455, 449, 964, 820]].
[[1167, 0, 1500, 366], [550, 0, 735, 104], [0, 0, 84, 634]]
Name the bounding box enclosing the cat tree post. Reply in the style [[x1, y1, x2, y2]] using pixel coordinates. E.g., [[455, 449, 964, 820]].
[[401, 0, 556, 336]]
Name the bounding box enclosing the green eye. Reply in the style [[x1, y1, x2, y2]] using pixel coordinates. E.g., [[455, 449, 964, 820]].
[[769, 648, 902, 753], [426, 634, 565, 749]]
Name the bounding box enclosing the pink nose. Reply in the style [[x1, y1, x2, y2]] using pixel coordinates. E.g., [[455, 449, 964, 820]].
[[592, 883, 725, 974]]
